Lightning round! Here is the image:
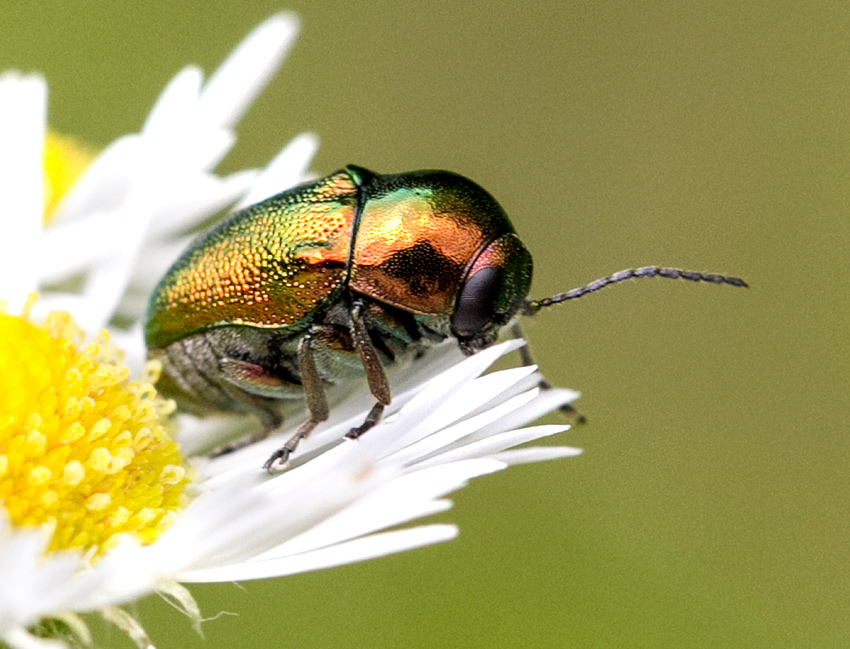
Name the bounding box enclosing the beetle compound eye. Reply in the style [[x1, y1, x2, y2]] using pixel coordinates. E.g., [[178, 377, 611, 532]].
[[450, 233, 533, 353], [451, 266, 503, 336]]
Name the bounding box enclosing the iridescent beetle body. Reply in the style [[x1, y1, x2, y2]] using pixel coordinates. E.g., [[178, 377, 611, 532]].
[[145, 165, 746, 470]]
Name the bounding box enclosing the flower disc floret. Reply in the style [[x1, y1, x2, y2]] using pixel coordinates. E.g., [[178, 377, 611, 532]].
[[0, 306, 190, 558]]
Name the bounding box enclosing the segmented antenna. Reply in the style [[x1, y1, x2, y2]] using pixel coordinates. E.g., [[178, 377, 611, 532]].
[[522, 266, 748, 315]]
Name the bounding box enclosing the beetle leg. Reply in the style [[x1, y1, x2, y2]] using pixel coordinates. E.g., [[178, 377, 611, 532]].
[[346, 299, 392, 440], [263, 330, 330, 472], [510, 322, 586, 423], [347, 402, 385, 440], [218, 358, 298, 398]]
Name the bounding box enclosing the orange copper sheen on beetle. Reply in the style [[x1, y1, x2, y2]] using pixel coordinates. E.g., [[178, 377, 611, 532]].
[[350, 190, 491, 315]]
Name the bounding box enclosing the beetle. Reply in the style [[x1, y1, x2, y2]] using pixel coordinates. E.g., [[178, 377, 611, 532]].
[[145, 165, 746, 471]]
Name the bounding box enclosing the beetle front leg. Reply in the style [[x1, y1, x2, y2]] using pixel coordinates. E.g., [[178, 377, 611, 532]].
[[263, 330, 330, 472], [346, 298, 392, 440], [510, 322, 586, 423]]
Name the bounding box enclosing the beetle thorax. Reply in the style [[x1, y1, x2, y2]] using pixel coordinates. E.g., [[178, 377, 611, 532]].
[[348, 191, 490, 316]]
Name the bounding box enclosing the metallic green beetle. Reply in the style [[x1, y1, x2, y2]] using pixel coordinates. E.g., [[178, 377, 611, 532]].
[[145, 165, 746, 470]]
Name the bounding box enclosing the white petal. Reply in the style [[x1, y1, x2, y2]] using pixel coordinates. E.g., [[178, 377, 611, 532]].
[[142, 66, 204, 136], [182, 524, 458, 583], [384, 372, 540, 466], [490, 446, 584, 465], [49, 136, 140, 224], [0, 73, 45, 310], [415, 424, 572, 469], [199, 12, 300, 128], [257, 459, 503, 559], [0, 516, 153, 631]]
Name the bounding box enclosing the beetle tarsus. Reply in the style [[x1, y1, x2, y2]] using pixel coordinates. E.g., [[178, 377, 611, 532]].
[[264, 420, 320, 473], [509, 322, 587, 423], [346, 402, 385, 440], [263, 332, 331, 472], [556, 399, 587, 423], [262, 447, 291, 472], [537, 374, 587, 423]]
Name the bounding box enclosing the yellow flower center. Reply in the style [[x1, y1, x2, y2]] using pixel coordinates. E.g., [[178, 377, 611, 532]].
[[43, 131, 95, 223], [0, 303, 190, 559]]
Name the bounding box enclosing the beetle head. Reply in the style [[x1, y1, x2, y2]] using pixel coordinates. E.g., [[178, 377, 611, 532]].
[[451, 233, 533, 355]]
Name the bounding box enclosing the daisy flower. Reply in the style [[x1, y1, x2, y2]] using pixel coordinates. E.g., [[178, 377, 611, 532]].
[[0, 13, 582, 649]]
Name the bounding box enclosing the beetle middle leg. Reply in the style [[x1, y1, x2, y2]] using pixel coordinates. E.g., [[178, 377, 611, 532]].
[[510, 322, 586, 423], [263, 330, 330, 472], [345, 298, 392, 439]]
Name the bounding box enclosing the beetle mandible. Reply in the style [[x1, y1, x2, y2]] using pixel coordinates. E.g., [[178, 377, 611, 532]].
[[144, 165, 746, 471]]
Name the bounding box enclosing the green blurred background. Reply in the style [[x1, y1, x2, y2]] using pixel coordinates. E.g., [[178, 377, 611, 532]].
[[5, 1, 848, 647]]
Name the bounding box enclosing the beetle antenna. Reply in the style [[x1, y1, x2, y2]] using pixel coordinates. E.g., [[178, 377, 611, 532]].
[[522, 266, 748, 315]]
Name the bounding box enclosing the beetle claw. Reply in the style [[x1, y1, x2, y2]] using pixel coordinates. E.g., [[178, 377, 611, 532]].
[[558, 402, 587, 424], [263, 420, 319, 473], [538, 377, 586, 423], [345, 424, 370, 440], [345, 418, 375, 439], [345, 402, 385, 440], [262, 449, 291, 473]]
